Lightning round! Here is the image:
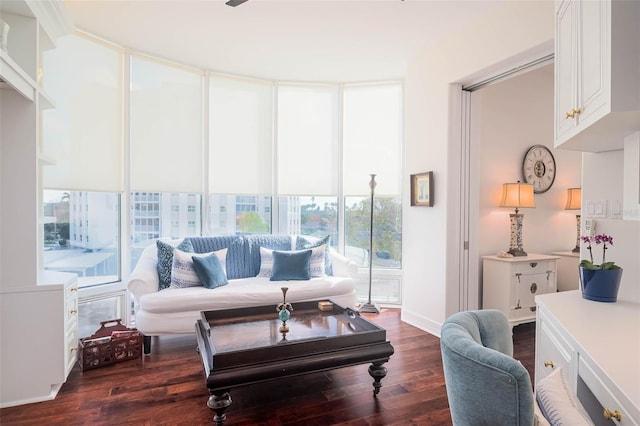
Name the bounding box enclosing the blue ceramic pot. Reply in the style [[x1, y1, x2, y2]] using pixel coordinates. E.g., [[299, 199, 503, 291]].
[[579, 267, 623, 303]]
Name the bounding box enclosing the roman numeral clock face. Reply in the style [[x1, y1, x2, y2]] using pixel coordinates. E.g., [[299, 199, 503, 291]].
[[522, 145, 556, 194]]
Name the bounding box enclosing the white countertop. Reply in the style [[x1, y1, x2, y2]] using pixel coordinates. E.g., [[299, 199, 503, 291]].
[[536, 291, 640, 416]]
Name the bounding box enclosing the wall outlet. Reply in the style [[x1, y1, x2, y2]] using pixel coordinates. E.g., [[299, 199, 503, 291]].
[[584, 218, 596, 236]]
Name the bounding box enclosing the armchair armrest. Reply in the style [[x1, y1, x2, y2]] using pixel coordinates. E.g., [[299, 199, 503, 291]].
[[329, 249, 358, 278], [127, 254, 159, 309]]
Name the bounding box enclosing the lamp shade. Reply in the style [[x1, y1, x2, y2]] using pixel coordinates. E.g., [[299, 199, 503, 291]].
[[499, 181, 536, 209], [565, 187, 582, 210]]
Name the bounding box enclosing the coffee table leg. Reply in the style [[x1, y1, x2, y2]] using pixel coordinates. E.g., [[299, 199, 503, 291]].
[[368, 361, 388, 396], [207, 390, 232, 425]]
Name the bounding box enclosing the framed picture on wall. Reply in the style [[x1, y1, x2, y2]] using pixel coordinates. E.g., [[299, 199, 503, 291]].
[[411, 172, 433, 207]]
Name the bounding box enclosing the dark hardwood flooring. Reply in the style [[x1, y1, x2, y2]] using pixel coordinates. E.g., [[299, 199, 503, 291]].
[[0, 309, 535, 425]]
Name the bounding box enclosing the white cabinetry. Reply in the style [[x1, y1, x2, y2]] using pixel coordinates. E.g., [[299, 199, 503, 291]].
[[0, 0, 74, 409], [536, 291, 639, 424], [0, 272, 78, 408], [554, 0, 640, 152], [551, 251, 580, 292], [482, 254, 558, 328]]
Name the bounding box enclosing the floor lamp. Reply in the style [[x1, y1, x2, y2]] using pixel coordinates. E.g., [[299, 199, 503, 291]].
[[360, 174, 379, 314]]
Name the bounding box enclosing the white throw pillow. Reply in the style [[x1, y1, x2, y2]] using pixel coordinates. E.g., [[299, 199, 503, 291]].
[[536, 367, 594, 426], [171, 248, 227, 288], [257, 245, 325, 278]]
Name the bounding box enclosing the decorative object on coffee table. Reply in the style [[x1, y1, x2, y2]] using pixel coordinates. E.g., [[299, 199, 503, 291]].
[[360, 174, 379, 313], [276, 287, 292, 332]]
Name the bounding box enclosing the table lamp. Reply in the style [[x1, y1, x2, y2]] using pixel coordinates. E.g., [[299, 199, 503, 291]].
[[565, 187, 581, 253], [499, 181, 536, 256]]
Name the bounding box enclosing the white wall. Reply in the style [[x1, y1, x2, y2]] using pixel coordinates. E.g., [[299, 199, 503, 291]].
[[401, 0, 555, 335], [475, 64, 582, 259], [582, 149, 640, 303]]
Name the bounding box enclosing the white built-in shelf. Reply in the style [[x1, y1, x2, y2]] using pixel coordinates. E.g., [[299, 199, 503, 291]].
[[0, 49, 36, 101]]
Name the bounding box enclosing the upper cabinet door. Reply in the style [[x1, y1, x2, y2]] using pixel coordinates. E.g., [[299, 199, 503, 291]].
[[554, 0, 578, 142], [554, 0, 640, 152]]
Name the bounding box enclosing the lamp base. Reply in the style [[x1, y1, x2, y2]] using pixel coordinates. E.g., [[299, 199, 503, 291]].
[[507, 248, 528, 257], [359, 302, 379, 314]]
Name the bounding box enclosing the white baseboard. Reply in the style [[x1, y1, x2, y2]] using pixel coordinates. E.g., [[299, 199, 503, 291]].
[[400, 308, 443, 338]]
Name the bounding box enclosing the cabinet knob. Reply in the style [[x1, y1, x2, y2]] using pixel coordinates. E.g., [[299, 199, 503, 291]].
[[529, 262, 538, 268], [530, 283, 538, 294], [70, 287, 78, 292], [573, 107, 582, 116], [565, 110, 575, 119], [70, 309, 78, 314], [70, 346, 78, 352], [603, 408, 622, 421], [544, 360, 555, 368]]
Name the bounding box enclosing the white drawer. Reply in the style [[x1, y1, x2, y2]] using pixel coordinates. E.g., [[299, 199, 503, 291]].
[[536, 318, 572, 384], [513, 259, 555, 275], [578, 357, 635, 425]]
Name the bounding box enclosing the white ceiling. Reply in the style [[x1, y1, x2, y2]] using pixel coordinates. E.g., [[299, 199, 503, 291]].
[[63, 0, 506, 82]]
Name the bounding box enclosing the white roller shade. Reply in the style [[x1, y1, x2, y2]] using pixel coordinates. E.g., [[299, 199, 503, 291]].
[[209, 75, 273, 195], [343, 83, 402, 196], [277, 85, 339, 195], [130, 56, 203, 193], [42, 34, 123, 192]]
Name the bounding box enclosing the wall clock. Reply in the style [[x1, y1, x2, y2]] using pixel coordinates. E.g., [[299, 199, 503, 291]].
[[522, 145, 556, 194]]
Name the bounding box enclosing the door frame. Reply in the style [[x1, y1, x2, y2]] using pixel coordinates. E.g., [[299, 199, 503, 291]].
[[446, 40, 554, 317]]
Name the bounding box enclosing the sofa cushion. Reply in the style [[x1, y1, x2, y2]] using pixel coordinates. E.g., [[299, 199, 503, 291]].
[[187, 236, 247, 280], [257, 247, 275, 277], [245, 234, 293, 276], [192, 252, 228, 289], [296, 235, 333, 275], [171, 248, 227, 288], [271, 249, 312, 281], [140, 276, 355, 314], [259, 245, 325, 278], [157, 239, 194, 290]]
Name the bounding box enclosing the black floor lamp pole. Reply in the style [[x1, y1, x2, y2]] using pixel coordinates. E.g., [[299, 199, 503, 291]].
[[360, 174, 379, 314]]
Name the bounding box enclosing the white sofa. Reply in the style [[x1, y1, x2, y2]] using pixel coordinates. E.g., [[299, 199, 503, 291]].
[[127, 235, 358, 353]]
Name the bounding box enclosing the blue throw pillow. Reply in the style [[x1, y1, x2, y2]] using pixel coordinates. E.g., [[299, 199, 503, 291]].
[[192, 253, 228, 289], [296, 235, 333, 276], [270, 249, 312, 281], [157, 239, 194, 290]]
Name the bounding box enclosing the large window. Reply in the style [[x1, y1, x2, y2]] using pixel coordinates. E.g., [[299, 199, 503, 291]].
[[209, 195, 271, 235], [43, 190, 120, 287], [130, 193, 202, 270], [43, 33, 404, 305]]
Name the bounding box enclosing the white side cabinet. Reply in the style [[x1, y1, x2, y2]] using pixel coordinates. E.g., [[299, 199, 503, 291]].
[[0, 271, 78, 408], [536, 291, 640, 424], [551, 251, 580, 292], [554, 0, 640, 152], [482, 254, 558, 328]]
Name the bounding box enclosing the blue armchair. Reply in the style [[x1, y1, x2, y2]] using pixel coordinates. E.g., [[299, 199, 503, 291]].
[[440, 310, 534, 426]]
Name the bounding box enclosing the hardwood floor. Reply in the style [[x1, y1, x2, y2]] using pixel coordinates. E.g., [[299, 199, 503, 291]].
[[0, 309, 535, 425]]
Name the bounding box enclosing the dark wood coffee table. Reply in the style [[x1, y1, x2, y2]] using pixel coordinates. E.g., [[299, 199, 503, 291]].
[[195, 301, 394, 424]]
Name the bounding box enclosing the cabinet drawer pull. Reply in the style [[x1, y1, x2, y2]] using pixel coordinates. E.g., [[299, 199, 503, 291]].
[[70, 309, 78, 314], [544, 361, 555, 368], [529, 262, 538, 268], [603, 408, 621, 422]]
